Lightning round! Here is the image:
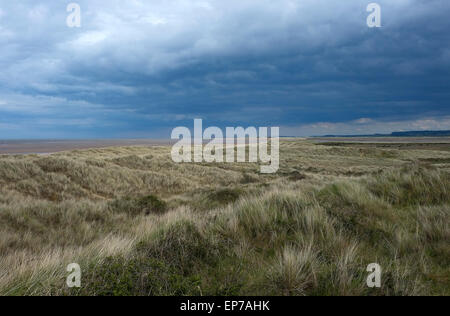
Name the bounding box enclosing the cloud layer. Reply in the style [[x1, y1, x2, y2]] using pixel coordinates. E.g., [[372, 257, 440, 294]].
[[0, 0, 449, 138]]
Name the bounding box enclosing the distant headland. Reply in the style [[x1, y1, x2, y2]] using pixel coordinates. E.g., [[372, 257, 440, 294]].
[[313, 130, 450, 138]]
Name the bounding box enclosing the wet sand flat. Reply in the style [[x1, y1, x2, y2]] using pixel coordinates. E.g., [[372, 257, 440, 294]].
[[0, 139, 173, 155]]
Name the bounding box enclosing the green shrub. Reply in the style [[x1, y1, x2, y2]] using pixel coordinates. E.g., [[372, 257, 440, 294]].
[[109, 195, 167, 216], [138, 221, 221, 275], [73, 256, 201, 296], [288, 171, 307, 181], [241, 173, 259, 184], [137, 195, 167, 215], [208, 188, 243, 205]]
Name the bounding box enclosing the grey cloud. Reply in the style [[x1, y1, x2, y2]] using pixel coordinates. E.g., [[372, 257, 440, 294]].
[[0, 0, 449, 137]]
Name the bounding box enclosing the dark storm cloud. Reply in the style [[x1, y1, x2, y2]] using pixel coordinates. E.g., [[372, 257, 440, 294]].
[[0, 0, 449, 137]]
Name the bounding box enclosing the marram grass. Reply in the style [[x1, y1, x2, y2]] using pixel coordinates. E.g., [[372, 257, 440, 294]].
[[0, 140, 448, 296]]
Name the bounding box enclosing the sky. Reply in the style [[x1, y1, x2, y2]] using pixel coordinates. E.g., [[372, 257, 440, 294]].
[[0, 0, 449, 138]]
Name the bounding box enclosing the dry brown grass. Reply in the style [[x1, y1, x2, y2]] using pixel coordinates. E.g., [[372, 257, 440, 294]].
[[0, 140, 448, 295]]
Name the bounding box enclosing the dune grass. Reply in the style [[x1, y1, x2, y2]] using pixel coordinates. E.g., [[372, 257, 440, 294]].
[[0, 140, 448, 296]]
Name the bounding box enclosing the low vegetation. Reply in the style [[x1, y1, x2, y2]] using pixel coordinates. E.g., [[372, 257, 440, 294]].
[[0, 140, 448, 295]]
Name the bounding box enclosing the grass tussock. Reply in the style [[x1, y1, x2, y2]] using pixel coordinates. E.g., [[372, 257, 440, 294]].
[[0, 140, 449, 295], [109, 195, 167, 216]]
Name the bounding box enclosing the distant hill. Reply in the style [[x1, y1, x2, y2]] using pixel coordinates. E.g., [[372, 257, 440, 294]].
[[390, 131, 450, 137], [315, 130, 450, 137]]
